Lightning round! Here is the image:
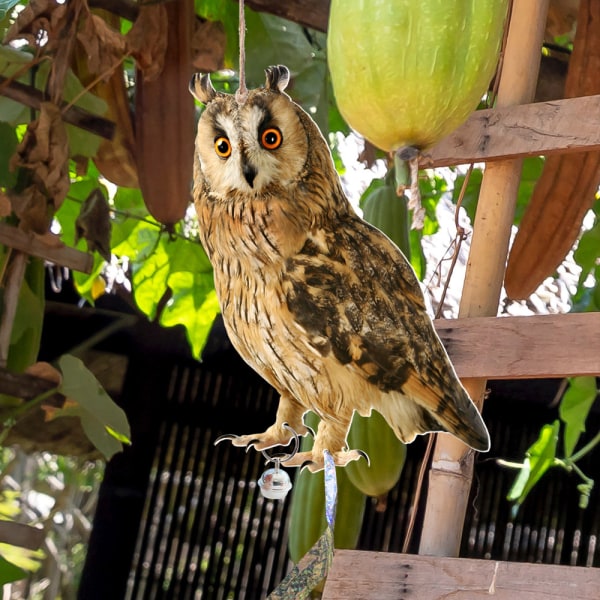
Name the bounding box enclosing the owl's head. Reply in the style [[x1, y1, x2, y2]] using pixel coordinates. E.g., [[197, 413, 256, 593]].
[[190, 65, 330, 199]]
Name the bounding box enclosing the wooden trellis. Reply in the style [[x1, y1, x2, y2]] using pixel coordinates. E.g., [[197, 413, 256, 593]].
[[323, 0, 600, 597]]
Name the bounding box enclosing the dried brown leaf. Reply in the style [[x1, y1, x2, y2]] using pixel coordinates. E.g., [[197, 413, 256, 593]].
[[9, 102, 69, 233], [126, 3, 168, 81], [8, 185, 53, 234], [26, 361, 62, 386], [75, 188, 111, 261], [192, 20, 225, 72], [42, 398, 77, 422], [0, 192, 12, 218], [77, 12, 127, 79], [4, 0, 67, 50]]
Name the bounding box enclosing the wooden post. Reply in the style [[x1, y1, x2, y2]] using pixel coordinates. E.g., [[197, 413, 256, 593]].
[[418, 0, 550, 557]]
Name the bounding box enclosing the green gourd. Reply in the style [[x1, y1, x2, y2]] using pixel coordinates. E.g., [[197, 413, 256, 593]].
[[345, 410, 407, 498], [287, 413, 367, 564], [328, 0, 509, 151]]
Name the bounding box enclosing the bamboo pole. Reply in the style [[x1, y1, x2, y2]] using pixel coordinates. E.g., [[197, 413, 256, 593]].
[[418, 0, 550, 557]]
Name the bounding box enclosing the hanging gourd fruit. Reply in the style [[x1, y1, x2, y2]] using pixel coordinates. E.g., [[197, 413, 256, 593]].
[[327, 0, 509, 153]]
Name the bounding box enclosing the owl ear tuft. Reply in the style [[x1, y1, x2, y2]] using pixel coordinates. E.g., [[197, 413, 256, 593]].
[[189, 73, 217, 104], [265, 65, 290, 93]]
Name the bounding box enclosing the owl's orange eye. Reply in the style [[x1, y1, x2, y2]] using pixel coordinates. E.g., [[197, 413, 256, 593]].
[[260, 127, 283, 150], [214, 136, 231, 158]]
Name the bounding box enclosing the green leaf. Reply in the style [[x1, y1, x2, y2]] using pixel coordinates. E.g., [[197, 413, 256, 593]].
[[245, 12, 312, 88], [0, 553, 27, 586], [452, 158, 544, 225], [451, 167, 483, 223], [0, 47, 34, 124], [560, 376, 598, 458], [0, 0, 20, 19], [8, 264, 44, 373], [573, 213, 600, 284], [507, 420, 559, 510], [0, 121, 18, 187], [0, 492, 21, 519], [161, 274, 220, 359], [0, 47, 106, 156], [514, 157, 544, 225], [57, 355, 131, 460], [195, 0, 239, 67], [111, 187, 150, 248], [0, 542, 43, 575], [131, 237, 171, 319], [244, 12, 330, 134]]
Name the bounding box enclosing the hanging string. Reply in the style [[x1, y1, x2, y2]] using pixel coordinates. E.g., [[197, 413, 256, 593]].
[[236, 0, 248, 104]]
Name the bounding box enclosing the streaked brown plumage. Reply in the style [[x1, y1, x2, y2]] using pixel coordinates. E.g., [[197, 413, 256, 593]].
[[190, 65, 489, 471]]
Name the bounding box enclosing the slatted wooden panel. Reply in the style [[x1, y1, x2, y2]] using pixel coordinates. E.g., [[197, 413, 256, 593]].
[[323, 550, 600, 599]]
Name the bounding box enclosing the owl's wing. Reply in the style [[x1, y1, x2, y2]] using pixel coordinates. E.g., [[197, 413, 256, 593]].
[[284, 215, 489, 450]]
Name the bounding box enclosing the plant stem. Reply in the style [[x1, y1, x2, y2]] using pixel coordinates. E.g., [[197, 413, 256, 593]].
[[570, 461, 594, 487], [0, 386, 61, 446], [569, 430, 600, 463]]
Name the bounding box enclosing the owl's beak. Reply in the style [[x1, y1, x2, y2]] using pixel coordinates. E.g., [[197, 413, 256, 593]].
[[242, 162, 257, 188]]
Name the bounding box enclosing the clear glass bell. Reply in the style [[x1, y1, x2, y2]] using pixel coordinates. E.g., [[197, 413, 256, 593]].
[[258, 460, 292, 500]]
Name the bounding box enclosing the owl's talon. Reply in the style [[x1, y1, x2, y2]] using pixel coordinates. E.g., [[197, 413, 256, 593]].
[[356, 449, 370, 466], [282, 448, 365, 472], [214, 433, 239, 445]]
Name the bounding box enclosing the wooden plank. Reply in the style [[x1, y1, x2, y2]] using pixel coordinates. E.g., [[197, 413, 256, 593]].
[[0, 520, 45, 550], [0, 76, 115, 141], [435, 313, 600, 379], [0, 222, 93, 273], [419, 94, 600, 168], [322, 550, 600, 599]]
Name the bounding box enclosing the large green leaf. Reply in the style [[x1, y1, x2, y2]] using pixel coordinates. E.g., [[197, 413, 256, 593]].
[[244, 12, 330, 134], [56, 354, 131, 460], [560, 376, 599, 458], [8, 259, 44, 373], [131, 237, 171, 319], [507, 420, 559, 511], [0, 553, 27, 586], [0, 542, 43, 576], [160, 273, 220, 358], [110, 187, 150, 248]]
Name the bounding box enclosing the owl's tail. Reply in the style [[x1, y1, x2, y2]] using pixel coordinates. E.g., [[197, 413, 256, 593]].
[[378, 381, 490, 452]]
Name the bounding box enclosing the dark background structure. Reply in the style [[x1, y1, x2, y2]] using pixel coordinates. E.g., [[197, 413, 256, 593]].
[[36, 289, 600, 600]]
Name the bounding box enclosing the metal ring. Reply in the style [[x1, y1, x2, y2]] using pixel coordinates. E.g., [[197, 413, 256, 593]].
[[261, 422, 299, 465]]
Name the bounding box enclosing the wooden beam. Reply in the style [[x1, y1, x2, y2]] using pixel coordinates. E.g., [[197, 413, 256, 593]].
[[420, 94, 600, 168], [419, 0, 550, 559], [0, 223, 93, 274], [243, 0, 329, 31], [435, 313, 600, 380], [0, 367, 57, 401], [323, 550, 600, 599], [0, 520, 45, 551], [0, 76, 115, 141]]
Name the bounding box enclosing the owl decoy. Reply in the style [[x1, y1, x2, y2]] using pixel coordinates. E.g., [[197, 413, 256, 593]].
[[190, 65, 489, 472]]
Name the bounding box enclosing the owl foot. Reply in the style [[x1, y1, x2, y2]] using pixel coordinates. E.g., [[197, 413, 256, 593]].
[[283, 448, 369, 473], [215, 421, 313, 453]]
